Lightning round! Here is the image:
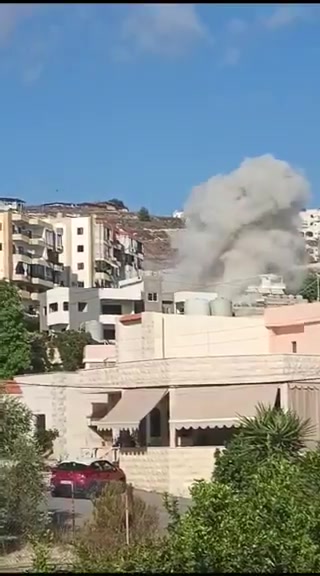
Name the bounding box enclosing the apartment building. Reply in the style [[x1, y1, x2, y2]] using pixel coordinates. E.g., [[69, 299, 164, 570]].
[[44, 214, 143, 288], [39, 280, 144, 341], [300, 209, 320, 262], [0, 210, 63, 309]]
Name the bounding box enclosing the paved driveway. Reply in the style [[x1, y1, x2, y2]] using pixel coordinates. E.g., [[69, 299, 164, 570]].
[[47, 490, 190, 532]]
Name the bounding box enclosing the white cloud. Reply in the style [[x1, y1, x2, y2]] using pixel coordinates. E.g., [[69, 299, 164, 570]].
[[264, 4, 305, 30], [0, 4, 35, 45], [120, 4, 207, 57]]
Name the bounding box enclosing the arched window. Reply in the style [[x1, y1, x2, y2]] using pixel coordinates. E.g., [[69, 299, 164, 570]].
[[150, 407, 161, 437]]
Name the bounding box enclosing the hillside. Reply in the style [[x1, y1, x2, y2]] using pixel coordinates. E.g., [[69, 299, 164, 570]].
[[26, 202, 185, 269]]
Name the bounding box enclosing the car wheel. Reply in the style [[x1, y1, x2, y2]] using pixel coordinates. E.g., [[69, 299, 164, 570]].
[[50, 489, 58, 498]]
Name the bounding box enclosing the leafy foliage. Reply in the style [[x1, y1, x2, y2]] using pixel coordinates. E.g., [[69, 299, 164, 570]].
[[300, 272, 319, 302], [138, 206, 151, 221], [161, 456, 320, 573], [0, 395, 48, 550], [73, 482, 160, 572], [0, 281, 31, 379], [28, 332, 51, 374], [214, 405, 313, 489], [0, 395, 33, 458], [35, 428, 59, 457], [53, 330, 92, 371]]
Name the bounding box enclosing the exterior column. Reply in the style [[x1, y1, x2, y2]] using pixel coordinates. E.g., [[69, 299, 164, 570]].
[[146, 413, 151, 446], [169, 388, 176, 447]]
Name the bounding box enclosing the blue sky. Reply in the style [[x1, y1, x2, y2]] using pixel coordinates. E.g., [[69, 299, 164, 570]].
[[0, 3, 319, 214]]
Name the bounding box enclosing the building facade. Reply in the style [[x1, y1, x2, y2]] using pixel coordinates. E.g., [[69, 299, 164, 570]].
[[0, 210, 63, 309], [44, 214, 144, 289], [15, 301, 320, 497]]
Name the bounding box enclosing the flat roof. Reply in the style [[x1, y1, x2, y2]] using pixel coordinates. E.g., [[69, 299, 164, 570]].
[[0, 197, 25, 203]]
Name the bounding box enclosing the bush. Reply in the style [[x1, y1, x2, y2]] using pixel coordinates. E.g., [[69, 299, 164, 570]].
[[73, 483, 160, 572]]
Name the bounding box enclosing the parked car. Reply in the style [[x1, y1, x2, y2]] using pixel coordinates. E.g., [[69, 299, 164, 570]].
[[50, 459, 126, 498]]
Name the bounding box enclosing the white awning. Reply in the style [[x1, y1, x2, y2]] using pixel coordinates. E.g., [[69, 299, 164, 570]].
[[170, 384, 279, 430], [96, 388, 168, 432]]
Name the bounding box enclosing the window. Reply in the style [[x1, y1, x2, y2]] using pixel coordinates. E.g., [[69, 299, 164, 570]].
[[292, 341, 297, 353], [0, 223, 2, 230], [77, 281, 84, 288], [49, 302, 58, 313], [56, 227, 63, 235], [77, 245, 84, 252], [77, 262, 84, 270], [43, 306, 47, 316], [77, 227, 84, 235], [103, 326, 116, 340], [101, 303, 122, 315], [0, 243, 2, 251], [35, 414, 46, 432], [57, 462, 88, 471], [147, 292, 158, 302], [78, 302, 87, 312], [63, 302, 69, 311]]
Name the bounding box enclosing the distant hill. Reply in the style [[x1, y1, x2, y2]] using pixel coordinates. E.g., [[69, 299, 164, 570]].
[[26, 201, 184, 269]]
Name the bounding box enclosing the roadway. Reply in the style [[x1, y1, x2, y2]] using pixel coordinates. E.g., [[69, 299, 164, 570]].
[[47, 489, 191, 532]]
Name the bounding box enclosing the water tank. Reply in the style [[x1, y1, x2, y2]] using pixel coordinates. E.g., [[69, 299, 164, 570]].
[[184, 298, 210, 316], [85, 321, 103, 342], [210, 297, 233, 317]]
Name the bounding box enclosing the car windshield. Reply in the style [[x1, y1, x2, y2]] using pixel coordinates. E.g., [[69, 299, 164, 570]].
[[56, 462, 88, 471]]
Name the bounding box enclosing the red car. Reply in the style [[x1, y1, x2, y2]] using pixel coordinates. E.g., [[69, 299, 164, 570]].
[[50, 459, 126, 499]]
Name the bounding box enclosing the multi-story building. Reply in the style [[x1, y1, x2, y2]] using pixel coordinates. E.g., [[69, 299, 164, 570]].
[[44, 214, 143, 289], [39, 279, 144, 341], [0, 210, 63, 310], [300, 209, 320, 262]]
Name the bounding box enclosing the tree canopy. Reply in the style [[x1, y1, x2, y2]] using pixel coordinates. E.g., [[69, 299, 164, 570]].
[[52, 330, 92, 371], [300, 272, 319, 302], [0, 281, 31, 379], [137, 207, 151, 222]]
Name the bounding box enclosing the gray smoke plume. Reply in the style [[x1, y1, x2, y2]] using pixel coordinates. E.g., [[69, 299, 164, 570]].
[[172, 155, 310, 298]]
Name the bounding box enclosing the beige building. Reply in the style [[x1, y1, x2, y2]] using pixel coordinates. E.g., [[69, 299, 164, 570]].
[[14, 303, 320, 497], [43, 214, 143, 289], [0, 210, 63, 308]]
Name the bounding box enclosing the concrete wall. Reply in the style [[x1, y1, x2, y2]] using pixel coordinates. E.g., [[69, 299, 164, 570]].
[[117, 312, 269, 362], [119, 446, 216, 497], [266, 302, 320, 354], [19, 380, 109, 461]]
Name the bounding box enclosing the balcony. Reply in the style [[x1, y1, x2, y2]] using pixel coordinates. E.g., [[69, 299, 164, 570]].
[[29, 236, 46, 247], [13, 252, 32, 266]]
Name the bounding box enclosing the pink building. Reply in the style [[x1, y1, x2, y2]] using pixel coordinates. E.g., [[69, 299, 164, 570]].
[[266, 302, 320, 355]]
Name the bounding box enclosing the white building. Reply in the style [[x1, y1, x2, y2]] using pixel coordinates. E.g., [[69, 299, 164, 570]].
[[300, 209, 320, 261], [44, 214, 143, 289], [39, 279, 144, 342]]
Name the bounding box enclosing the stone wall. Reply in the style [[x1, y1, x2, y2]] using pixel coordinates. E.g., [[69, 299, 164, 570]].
[[119, 446, 216, 497]]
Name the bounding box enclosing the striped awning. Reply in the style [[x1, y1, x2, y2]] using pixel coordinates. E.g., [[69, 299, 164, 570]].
[[170, 384, 279, 430], [96, 388, 168, 432]]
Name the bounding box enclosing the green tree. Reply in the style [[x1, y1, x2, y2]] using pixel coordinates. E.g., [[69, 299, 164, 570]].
[[159, 455, 320, 573], [27, 332, 51, 374], [0, 395, 48, 550], [214, 404, 313, 489], [0, 281, 31, 379], [73, 483, 159, 573], [53, 330, 92, 371], [137, 207, 151, 222], [0, 395, 33, 457], [300, 272, 319, 302]]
